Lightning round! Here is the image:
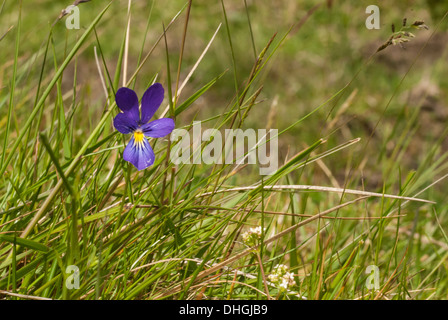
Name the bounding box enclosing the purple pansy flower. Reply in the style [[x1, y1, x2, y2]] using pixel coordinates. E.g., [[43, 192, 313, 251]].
[[113, 83, 174, 170]]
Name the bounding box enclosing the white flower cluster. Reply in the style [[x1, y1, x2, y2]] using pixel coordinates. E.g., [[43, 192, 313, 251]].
[[268, 264, 296, 291], [241, 226, 264, 247]]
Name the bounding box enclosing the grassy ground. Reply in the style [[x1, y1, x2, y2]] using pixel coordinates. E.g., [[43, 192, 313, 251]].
[[1, 0, 448, 300]]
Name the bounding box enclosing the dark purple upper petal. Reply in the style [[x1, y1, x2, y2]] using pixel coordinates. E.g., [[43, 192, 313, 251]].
[[123, 135, 155, 170], [115, 87, 139, 123], [142, 118, 175, 138], [140, 83, 164, 124], [113, 113, 138, 134]]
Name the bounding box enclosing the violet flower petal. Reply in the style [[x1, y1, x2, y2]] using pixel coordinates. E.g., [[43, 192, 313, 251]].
[[123, 135, 155, 170], [115, 87, 140, 123], [113, 113, 138, 134], [142, 118, 175, 138], [140, 83, 164, 124]]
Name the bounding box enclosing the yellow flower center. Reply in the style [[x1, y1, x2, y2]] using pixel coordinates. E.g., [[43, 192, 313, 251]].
[[134, 130, 144, 146]]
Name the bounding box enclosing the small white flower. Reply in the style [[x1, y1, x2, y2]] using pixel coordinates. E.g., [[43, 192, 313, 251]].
[[268, 264, 296, 291], [241, 226, 265, 247], [283, 272, 296, 286], [268, 274, 278, 283], [279, 280, 289, 291]]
